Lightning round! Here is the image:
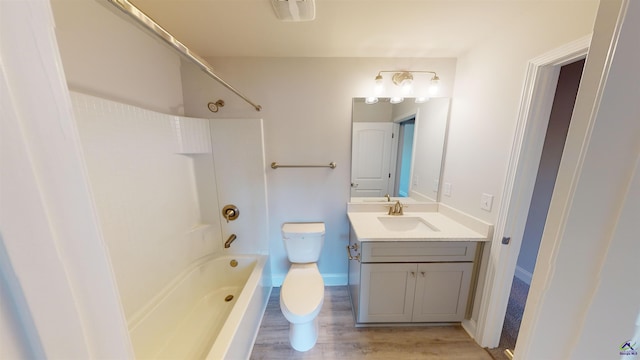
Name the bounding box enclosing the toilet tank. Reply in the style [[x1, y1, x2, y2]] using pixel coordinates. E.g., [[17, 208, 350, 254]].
[[282, 222, 325, 263]]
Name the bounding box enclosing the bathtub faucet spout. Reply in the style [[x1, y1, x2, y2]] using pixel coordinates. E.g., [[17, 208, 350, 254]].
[[224, 234, 237, 248]]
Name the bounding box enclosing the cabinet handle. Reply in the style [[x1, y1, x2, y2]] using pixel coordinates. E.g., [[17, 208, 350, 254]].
[[346, 245, 360, 261], [411, 272, 415, 278], [421, 272, 425, 277]]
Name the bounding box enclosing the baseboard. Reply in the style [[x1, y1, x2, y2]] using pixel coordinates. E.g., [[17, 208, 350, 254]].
[[514, 266, 532, 285], [461, 318, 478, 340], [272, 275, 284, 287], [322, 274, 348, 286]]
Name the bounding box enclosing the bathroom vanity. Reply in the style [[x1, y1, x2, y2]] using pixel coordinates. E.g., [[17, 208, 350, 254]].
[[347, 203, 492, 326]]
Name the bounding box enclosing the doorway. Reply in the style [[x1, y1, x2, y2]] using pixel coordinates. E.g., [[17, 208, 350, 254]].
[[497, 59, 585, 358], [473, 35, 591, 357], [395, 118, 416, 197]]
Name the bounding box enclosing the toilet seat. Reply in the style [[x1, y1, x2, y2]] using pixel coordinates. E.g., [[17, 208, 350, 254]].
[[280, 263, 324, 324]]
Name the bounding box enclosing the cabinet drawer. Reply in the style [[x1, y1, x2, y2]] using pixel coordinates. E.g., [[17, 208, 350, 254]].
[[361, 241, 476, 263]]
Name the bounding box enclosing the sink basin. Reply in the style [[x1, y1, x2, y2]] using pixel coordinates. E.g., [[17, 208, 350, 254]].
[[377, 216, 439, 232]]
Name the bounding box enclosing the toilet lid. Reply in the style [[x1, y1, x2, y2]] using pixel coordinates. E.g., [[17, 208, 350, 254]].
[[281, 264, 324, 316]]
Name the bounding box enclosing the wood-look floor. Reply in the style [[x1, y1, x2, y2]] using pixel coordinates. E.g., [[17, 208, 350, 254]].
[[250, 286, 493, 360]]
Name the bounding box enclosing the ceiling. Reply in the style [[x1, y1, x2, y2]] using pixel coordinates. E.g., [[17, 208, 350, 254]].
[[130, 0, 598, 58]]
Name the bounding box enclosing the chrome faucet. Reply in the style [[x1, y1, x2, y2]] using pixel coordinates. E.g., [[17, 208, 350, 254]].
[[388, 200, 404, 216], [224, 234, 237, 248]]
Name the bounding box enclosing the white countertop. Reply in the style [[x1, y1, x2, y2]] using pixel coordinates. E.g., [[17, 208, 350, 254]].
[[347, 211, 491, 242]]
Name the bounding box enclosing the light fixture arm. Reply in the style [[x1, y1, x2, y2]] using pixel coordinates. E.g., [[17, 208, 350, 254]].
[[376, 70, 439, 80]]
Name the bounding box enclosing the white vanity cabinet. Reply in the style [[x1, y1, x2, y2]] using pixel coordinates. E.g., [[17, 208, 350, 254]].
[[348, 231, 478, 325]]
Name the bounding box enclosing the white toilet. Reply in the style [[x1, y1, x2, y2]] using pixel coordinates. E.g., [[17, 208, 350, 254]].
[[280, 222, 325, 352]]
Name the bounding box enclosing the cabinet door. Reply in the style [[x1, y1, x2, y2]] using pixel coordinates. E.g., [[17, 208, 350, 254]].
[[359, 263, 416, 323], [412, 262, 473, 322]]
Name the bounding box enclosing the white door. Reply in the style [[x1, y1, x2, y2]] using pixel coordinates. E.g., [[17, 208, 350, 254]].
[[351, 122, 395, 197]]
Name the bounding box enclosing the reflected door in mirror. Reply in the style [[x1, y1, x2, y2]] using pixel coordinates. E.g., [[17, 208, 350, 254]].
[[351, 123, 397, 196]]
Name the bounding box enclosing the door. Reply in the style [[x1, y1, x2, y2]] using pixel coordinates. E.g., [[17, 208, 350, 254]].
[[412, 262, 473, 322], [351, 122, 395, 197], [359, 263, 416, 322], [395, 119, 415, 197]]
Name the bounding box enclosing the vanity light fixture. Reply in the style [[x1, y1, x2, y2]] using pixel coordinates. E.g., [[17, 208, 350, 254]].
[[368, 70, 441, 104]]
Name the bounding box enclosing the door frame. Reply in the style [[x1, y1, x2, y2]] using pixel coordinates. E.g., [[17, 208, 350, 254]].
[[394, 117, 416, 197], [474, 35, 591, 348], [392, 109, 419, 197]]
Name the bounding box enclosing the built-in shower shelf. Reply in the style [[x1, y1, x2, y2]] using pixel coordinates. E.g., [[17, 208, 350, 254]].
[[172, 116, 212, 154]]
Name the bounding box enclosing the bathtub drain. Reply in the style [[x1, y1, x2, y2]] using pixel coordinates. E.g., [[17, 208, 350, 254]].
[[225, 295, 234, 302], [230, 259, 238, 267]]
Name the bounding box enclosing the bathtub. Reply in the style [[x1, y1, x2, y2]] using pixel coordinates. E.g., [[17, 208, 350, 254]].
[[128, 254, 271, 359]]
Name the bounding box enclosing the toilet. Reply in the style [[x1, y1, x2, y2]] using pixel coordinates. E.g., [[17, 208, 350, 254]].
[[280, 222, 325, 352]]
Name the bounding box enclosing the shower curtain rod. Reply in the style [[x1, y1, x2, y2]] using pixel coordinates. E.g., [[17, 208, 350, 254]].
[[103, 0, 262, 112]]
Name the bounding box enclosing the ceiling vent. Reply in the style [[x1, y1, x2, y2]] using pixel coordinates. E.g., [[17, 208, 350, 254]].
[[270, 0, 316, 22]]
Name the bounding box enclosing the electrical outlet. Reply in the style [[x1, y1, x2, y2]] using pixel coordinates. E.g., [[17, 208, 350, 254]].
[[480, 193, 494, 211], [413, 175, 420, 186], [432, 179, 438, 192], [443, 183, 452, 197]]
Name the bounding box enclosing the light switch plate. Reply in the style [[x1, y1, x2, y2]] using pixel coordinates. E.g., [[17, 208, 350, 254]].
[[432, 178, 438, 192], [481, 193, 493, 211]]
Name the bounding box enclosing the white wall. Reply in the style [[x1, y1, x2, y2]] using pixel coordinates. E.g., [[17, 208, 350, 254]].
[[51, 0, 184, 115], [442, 3, 598, 223], [180, 57, 457, 285], [352, 100, 392, 123], [571, 155, 640, 358], [0, 265, 33, 359]]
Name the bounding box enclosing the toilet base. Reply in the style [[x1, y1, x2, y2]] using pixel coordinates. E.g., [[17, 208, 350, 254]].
[[288, 318, 319, 352]]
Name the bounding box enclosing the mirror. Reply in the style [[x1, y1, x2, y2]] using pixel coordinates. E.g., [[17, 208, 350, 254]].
[[350, 97, 450, 203]]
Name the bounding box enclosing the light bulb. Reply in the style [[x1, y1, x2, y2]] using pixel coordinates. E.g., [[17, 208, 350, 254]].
[[365, 97, 379, 104], [415, 97, 429, 103], [390, 97, 404, 104], [429, 75, 440, 95], [374, 74, 384, 95], [401, 79, 413, 95]]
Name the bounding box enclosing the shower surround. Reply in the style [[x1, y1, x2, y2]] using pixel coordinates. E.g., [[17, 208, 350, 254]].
[[71, 92, 270, 357]]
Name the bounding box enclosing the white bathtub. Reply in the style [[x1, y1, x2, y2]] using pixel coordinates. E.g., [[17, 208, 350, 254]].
[[128, 254, 271, 359]]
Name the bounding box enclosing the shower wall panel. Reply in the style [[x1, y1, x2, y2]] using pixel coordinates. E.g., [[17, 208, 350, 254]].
[[71, 92, 215, 320]]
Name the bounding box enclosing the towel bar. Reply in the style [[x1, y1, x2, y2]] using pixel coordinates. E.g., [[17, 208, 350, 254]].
[[270, 162, 336, 169]]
